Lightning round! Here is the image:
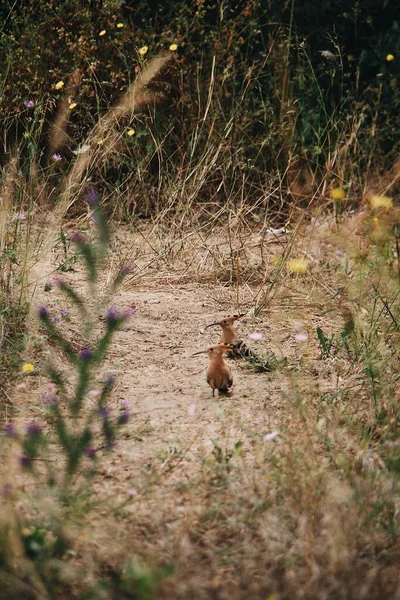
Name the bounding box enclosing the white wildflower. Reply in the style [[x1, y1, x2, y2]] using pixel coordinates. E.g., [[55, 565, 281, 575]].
[[73, 144, 91, 155], [264, 431, 279, 441]]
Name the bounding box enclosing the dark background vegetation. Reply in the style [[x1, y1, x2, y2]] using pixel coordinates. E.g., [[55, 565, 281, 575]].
[[1, 0, 399, 212]]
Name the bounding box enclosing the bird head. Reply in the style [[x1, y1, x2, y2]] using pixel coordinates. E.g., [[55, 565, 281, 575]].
[[205, 314, 245, 330], [193, 343, 232, 357]]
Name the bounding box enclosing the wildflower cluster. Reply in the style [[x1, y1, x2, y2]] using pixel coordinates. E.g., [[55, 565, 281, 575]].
[[3, 196, 132, 483], [330, 187, 346, 201], [286, 258, 309, 274], [369, 194, 393, 210]]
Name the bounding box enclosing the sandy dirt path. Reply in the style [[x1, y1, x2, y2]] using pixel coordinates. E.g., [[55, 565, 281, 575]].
[[92, 281, 291, 495], [15, 224, 309, 503]]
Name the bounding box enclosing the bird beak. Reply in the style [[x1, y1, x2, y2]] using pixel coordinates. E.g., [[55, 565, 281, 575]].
[[192, 350, 207, 356], [205, 322, 220, 329]]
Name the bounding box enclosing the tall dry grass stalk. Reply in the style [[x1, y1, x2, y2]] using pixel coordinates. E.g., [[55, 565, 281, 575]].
[[28, 54, 171, 309], [0, 157, 18, 259], [0, 155, 35, 300], [48, 68, 83, 158], [59, 55, 170, 217]]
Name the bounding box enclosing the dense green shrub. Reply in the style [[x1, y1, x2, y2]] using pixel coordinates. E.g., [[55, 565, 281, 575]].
[[1, 0, 399, 212]]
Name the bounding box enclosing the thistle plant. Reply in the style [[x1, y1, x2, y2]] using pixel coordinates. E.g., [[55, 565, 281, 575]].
[[6, 191, 132, 491]]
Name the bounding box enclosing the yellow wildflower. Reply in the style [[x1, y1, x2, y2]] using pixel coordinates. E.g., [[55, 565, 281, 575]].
[[386, 54, 394, 62], [372, 217, 379, 223], [69, 102, 77, 110], [330, 187, 345, 201], [55, 81, 64, 90], [97, 139, 104, 145], [99, 30, 106, 36], [127, 128, 135, 136], [286, 258, 309, 274], [22, 363, 35, 374], [169, 44, 178, 52], [369, 195, 393, 210], [139, 45, 148, 56], [117, 23, 124, 28]]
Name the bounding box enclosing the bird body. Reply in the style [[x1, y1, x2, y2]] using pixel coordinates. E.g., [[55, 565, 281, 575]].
[[207, 348, 233, 396], [219, 323, 236, 345], [205, 314, 278, 372], [193, 344, 233, 397]]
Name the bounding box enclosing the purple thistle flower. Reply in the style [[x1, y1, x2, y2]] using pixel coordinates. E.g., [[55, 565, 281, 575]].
[[42, 393, 57, 407], [24, 100, 35, 108], [60, 308, 70, 317], [86, 188, 99, 206], [79, 347, 92, 361], [26, 422, 42, 436], [121, 400, 129, 409], [106, 307, 118, 326], [14, 212, 26, 221], [52, 153, 62, 161], [105, 373, 116, 386], [99, 406, 110, 419], [4, 423, 17, 438], [70, 231, 85, 244], [117, 410, 130, 425], [19, 454, 33, 469], [54, 314, 62, 324], [121, 263, 135, 276], [84, 446, 96, 459], [38, 306, 49, 320]]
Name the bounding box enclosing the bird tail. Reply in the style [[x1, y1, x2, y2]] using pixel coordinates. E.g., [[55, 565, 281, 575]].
[[228, 340, 280, 372]]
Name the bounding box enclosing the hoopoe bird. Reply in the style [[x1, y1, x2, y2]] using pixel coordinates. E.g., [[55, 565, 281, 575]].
[[205, 314, 245, 345], [193, 343, 233, 397], [206, 314, 278, 372]]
